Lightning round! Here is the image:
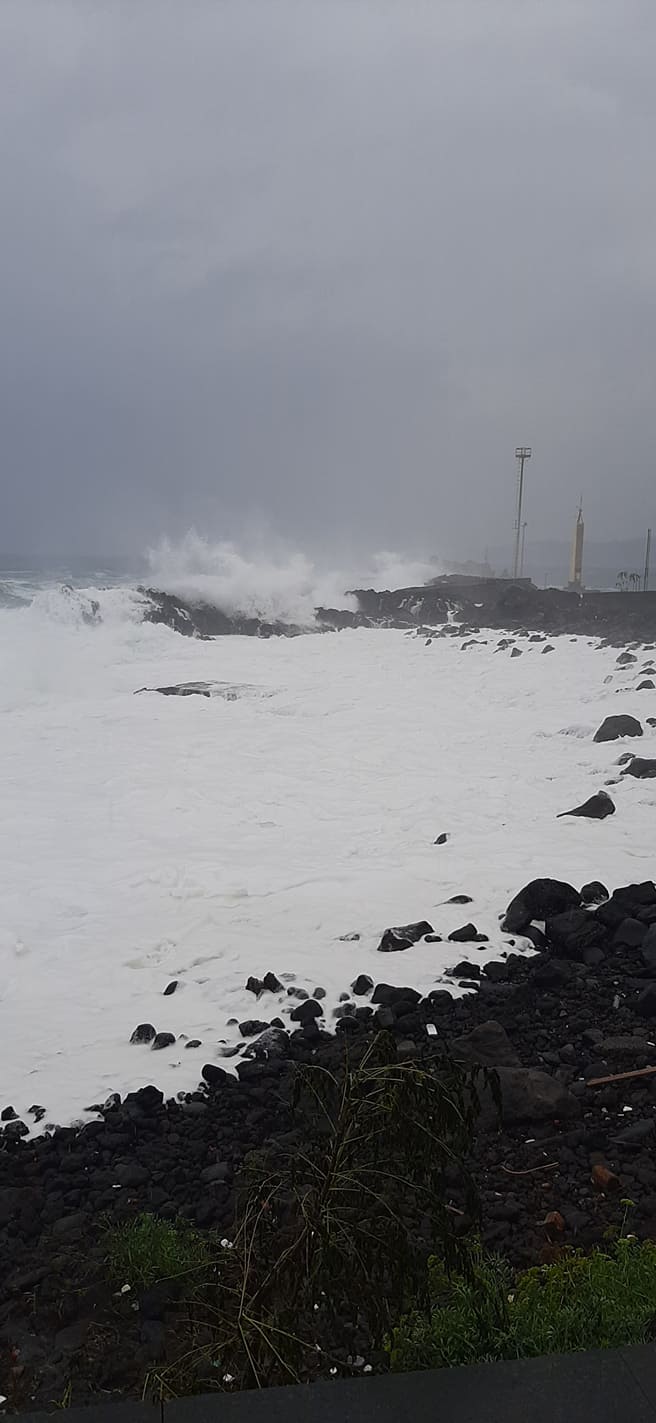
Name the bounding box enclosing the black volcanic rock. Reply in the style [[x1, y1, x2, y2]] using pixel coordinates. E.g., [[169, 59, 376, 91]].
[[448, 923, 486, 943], [557, 791, 615, 820], [140, 588, 306, 640], [621, 757, 656, 779], [594, 714, 643, 743], [130, 1023, 157, 1045], [581, 881, 609, 905], [451, 1020, 519, 1068], [152, 1032, 176, 1051], [377, 920, 433, 952], [502, 878, 580, 933], [545, 909, 607, 961], [351, 974, 374, 996]]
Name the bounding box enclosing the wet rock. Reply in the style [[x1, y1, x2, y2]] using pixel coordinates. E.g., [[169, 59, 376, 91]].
[[483, 961, 509, 983], [502, 878, 580, 933], [637, 680, 655, 690], [163, 980, 178, 996], [612, 918, 646, 949], [200, 1162, 230, 1185], [546, 909, 607, 961], [126, 1085, 163, 1113], [372, 984, 422, 1008], [542, 644, 555, 654], [447, 894, 473, 905], [581, 881, 609, 905], [351, 974, 374, 996], [336, 1015, 362, 1036], [617, 651, 638, 665], [313, 986, 326, 1000], [152, 1032, 176, 1050], [600, 1035, 651, 1060], [130, 1023, 157, 1045], [247, 1028, 291, 1059], [425, 933, 443, 943], [448, 923, 485, 943], [594, 714, 643, 742], [481, 1068, 579, 1126], [557, 791, 615, 820], [450, 1020, 520, 1068], [377, 920, 433, 952], [290, 998, 323, 1024], [339, 932, 361, 942], [622, 757, 656, 779], [533, 958, 575, 990], [185, 1039, 202, 1049], [201, 1063, 229, 1088], [434, 833, 449, 845], [447, 961, 480, 979], [3, 1120, 28, 1139], [1, 1106, 18, 1122], [238, 1019, 271, 1037]]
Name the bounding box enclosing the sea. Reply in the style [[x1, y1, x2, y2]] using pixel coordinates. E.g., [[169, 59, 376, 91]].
[[0, 540, 652, 1129]]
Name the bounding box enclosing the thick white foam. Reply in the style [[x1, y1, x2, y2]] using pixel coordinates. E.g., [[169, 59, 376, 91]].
[[1, 609, 655, 1129]]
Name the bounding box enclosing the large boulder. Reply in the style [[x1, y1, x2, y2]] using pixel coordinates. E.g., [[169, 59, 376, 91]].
[[594, 714, 642, 743], [479, 1067, 579, 1126], [502, 878, 580, 933], [451, 1021, 520, 1068]]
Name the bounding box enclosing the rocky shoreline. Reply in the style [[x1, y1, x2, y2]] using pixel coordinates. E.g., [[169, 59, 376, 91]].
[[6, 867, 656, 1407], [141, 579, 656, 644]]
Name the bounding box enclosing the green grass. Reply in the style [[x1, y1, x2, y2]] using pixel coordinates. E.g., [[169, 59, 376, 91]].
[[390, 1237, 656, 1371], [104, 1213, 213, 1289]]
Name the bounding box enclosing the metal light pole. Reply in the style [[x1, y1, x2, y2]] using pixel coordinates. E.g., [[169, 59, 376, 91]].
[[520, 521, 528, 578], [513, 447, 532, 579], [644, 529, 652, 593]]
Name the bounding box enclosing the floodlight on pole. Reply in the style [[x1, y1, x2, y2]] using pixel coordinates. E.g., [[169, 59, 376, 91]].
[[513, 446, 532, 580]]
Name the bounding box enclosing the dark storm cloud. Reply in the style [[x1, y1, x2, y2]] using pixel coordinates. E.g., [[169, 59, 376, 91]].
[[1, 0, 655, 558]]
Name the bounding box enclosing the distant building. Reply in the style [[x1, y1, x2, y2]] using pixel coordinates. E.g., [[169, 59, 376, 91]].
[[568, 502, 584, 590]]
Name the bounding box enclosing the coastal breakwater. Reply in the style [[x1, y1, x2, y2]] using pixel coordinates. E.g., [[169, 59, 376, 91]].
[[141, 580, 656, 642]]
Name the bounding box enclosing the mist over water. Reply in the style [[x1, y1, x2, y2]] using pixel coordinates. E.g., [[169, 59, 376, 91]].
[[0, 537, 441, 707], [145, 534, 440, 627]]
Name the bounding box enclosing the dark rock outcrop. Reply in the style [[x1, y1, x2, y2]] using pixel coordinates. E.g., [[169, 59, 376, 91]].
[[594, 714, 643, 743]]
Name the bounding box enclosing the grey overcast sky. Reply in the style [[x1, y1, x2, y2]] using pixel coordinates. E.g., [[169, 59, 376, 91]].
[[1, 0, 655, 559]]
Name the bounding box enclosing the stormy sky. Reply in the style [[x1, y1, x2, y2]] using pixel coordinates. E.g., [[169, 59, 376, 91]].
[[1, 0, 655, 561]]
